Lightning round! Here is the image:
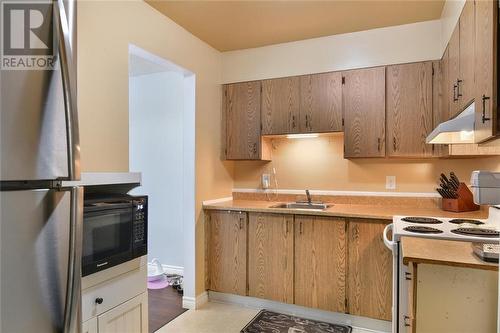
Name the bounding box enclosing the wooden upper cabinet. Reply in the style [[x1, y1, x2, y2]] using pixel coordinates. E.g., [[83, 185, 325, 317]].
[[299, 72, 343, 133], [261, 77, 300, 135], [225, 81, 270, 160], [343, 67, 386, 158], [206, 211, 247, 296], [347, 219, 392, 321], [386, 62, 433, 157], [475, 0, 498, 143], [449, 24, 461, 117], [294, 216, 346, 313], [248, 212, 294, 304], [458, 0, 475, 109]]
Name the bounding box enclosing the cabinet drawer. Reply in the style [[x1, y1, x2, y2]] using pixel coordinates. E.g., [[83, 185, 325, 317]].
[[82, 264, 147, 322]]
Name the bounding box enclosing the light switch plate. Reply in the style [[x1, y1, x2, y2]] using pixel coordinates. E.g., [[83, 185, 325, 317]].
[[262, 174, 271, 189], [386, 176, 396, 190]]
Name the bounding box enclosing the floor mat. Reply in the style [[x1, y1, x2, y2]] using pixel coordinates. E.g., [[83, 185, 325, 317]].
[[241, 310, 352, 333]]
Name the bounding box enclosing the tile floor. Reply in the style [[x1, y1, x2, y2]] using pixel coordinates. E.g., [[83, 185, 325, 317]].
[[156, 302, 385, 333]]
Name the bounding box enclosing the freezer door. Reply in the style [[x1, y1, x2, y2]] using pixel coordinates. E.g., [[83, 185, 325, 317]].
[[0, 187, 82, 333], [0, 0, 80, 182]]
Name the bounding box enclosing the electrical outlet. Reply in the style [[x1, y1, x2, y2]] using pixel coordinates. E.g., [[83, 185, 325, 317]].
[[262, 174, 271, 189], [386, 176, 396, 190]]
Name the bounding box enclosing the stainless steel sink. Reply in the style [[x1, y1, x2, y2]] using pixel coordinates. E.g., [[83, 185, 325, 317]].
[[270, 202, 331, 210]]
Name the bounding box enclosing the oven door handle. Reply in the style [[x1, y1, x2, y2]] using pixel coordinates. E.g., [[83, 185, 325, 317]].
[[383, 223, 396, 251]]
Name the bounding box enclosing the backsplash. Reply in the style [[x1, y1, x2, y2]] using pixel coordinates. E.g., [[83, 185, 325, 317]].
[[233, 135, 500, 193]]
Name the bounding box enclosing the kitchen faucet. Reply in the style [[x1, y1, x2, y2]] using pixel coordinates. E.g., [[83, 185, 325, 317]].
[[305, 190, 312, 205]]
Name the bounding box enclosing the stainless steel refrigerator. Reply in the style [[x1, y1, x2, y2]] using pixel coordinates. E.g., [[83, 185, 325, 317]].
[[0, 0, 82, 332]]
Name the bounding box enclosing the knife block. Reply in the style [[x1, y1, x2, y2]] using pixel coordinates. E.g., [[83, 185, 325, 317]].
[[442, 183, 480, 212]]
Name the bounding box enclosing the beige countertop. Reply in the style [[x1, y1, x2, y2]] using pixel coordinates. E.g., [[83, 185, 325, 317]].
[[203, 199, 489, 220], [401, 236, 498, 271]]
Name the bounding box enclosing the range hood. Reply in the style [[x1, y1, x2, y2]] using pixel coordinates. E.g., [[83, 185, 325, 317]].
[[426, 102, 475, 144]]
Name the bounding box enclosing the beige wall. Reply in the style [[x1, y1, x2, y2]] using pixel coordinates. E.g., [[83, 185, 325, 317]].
[[77, 0, 234, 295], [221, 20, 441, 83], [233, 136, 500, 192]]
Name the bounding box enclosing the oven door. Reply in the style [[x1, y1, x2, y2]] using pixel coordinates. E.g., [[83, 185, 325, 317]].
[[82, 207, 134, 276]]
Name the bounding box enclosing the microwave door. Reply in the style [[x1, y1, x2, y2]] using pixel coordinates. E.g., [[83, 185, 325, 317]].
[[0, 0, 79, 182]]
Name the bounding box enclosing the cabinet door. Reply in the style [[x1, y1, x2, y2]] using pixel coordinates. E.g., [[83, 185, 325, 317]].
[[300, 72, 343, 133], [207, 211, 247, 295], [448, 24, 461, 117], [248, 213, 294, 303], [261, 77, 300, 135], [458, 0, 475, 108], [343, 67, 386, 157], [225, 81, 262, 159], [432, 60, 450, 157], [475, 0, 498, 142], [347, 219, 392, 321], [386, 62, 433, 157], [97, 292, 148, 333], [82, 318, 98, 333], [294, 216, 346, 313]]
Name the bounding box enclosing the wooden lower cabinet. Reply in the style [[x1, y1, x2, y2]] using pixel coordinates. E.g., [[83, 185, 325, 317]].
[[347, 219, 392, 321], [248, 212, 294, 303], [206, 210, 247, 295], [97, 292, 148, 333], [294, 216, 347, 312]]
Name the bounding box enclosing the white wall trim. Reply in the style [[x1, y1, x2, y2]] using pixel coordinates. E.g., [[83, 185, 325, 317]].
[[208, 291, 390, 333], [183, 291, 209, 310], [233, 188, 440, 198], [202, 197, 233, 205], [148, 262, 184, 276]]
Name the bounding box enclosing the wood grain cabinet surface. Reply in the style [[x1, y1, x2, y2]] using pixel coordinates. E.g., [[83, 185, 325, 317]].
[[248, 212, 294, 304], [261, 77, 300, 135], [475, 0, 498, 142], [299, 72, 343, 133], [343, 67, 386, 158], [294, 215, 346, 313], [448, 24, 461, 118], [206, 210, 247, 295], [347, 219, 392, 321], [386, 62, 434, 157], [458, 0, 476, 109], [225, 81, 270, 160]]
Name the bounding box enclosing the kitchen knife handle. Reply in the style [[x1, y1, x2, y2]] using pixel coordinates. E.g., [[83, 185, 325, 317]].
[[55, 0, 81, 181], [63, 186, 83, 333]]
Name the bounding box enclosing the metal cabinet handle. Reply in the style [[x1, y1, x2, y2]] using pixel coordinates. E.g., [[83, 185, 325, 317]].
[[252, 143, 257, 154], [239, 217, 244, 229], [55, 0, 80, 181], [482, 95, 491, 123], [62, 186, 83, 333], [299, 221, 303, 234], [377, 138, 381, 152], [453, 83, 458, 102], [305, 115, 309, 130], [456, 79, 463, 98], [393, 137, 397, 152], [292, 115, 296, 129], [405, 272, 412, 281], [95, 297, 104, 305], [404, 316, 411, 327]]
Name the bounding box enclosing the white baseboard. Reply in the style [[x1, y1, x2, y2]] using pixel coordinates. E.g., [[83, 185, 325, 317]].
[[183, 291, 208, 310], [208, 291, 391, 333], [148, 262, 184, 276]]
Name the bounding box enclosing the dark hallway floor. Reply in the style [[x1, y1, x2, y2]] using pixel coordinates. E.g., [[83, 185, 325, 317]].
[[148, 286, 187, 333]]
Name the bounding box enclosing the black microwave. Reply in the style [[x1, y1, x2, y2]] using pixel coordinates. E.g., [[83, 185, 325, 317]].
[[82, 194, 148, 276]]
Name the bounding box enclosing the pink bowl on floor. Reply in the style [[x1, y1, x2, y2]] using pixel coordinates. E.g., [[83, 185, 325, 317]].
[[147, 277, 169, 290]]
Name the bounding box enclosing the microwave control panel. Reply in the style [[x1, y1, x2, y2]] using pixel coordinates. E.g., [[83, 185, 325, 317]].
[[133, 196, 147, 244]]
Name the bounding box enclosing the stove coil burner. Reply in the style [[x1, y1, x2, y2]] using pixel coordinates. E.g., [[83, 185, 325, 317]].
[[403, 226, 444, 234], [401, 217, 443, 224], [451, 228, 500, 238], [448, 219, 484, 225]]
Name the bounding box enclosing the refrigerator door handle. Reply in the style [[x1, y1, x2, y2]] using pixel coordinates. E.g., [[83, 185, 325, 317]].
[[55, 0, 81, 181], [63, 186, 83, 333]]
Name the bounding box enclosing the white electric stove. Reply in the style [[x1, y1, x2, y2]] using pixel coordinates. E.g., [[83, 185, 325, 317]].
[[392, 207, 500, 243]]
